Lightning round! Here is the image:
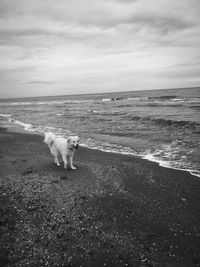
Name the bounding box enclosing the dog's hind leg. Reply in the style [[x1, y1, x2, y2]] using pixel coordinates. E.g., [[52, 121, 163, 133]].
[[54, 155, 60, 166], [50, 146, 60, 166]]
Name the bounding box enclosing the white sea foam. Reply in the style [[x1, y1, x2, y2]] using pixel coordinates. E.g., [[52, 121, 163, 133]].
[[80, 138, 200, 178], [37, 100, 86, 105], [127, 97, 140, 101], [7, 99, 91, 106], [7, 119, 73, 137], [11, 102, 32, 105], [9, 118, 33, 131], [142, 150, 200, 178], [189, 170, 200, 178], [102, 98, 111, 102], [0, 114, 12, 117], [172, 98, 184, 102], [187, 98, 200, 103]]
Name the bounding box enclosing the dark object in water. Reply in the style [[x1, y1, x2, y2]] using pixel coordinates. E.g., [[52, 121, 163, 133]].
[[111, 97, 124, 101], [148, 95, 177, 100]]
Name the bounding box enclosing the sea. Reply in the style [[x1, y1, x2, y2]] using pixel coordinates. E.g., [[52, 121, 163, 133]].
[[0, 87, 200, 178]]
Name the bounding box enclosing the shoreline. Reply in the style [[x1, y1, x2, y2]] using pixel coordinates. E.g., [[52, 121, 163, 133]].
[[0, 126, 200, 266], [4, 120, 200, 179]]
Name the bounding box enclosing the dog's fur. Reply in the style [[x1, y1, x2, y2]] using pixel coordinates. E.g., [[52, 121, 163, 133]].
[[44, 132, 79, 170]]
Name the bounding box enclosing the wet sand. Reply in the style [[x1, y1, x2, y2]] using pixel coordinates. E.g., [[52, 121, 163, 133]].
[[0, 127, 200, 266]]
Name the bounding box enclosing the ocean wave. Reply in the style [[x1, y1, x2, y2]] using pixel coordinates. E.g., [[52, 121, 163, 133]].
[[0, 99, 91, 106], [101, 95, 199, 107], [7, 118, 74, 137], [81, 138, 200, 178], [102, 98, 111, 102], [87, 110, 126, 117], [144, 102, 183, 107], [0, 114, 12, 117], [187, 98, 200, 104], [152, 118, 200, 129], [127, 115, 200, 129], [142, 143, 200, 178], [129, 115, 142, 121], [88, 110, 101, 114], [143, 152, 200, 178], [172, 98, 184, 102], [80, 138, 138, 156], [127, 97, 140, 101], [11, 102, 33, 105], [148, 95, 177, 100], [117, 104, 133, 108], [188, 105, 200, 110], [102, 96, 148, 103], [42, 126, 72, 136], [143, 100, 200, 108], [141, 96, 200, 108], [102, 97, 128, 102]]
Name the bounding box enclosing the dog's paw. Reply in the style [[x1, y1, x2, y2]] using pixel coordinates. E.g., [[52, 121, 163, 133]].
[[71, 166, 77, 170]]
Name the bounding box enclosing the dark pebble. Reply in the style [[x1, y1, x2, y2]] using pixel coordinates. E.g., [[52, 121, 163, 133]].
[[60, 176, 68, 180], [22, 167, 34, 175], [0, 215, 9, 225]]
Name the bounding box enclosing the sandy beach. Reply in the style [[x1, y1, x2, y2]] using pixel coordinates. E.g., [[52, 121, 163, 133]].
[[0, 127, 200, 267]]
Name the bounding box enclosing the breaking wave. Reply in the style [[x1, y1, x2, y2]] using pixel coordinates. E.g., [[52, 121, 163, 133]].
[[8, 118, 33, 131], [0, 99, 92, 107], [128, 115, 200, 129], [152, 118, 200, 129], [81, 138, 200, 178], [0, 114, 12, 118]]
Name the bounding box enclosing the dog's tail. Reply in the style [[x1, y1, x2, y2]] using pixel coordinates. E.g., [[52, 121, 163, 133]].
[[44, 132, 56, 148]]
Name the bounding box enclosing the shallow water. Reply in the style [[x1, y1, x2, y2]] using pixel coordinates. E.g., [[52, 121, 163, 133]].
[[0, 87, 200, 177]]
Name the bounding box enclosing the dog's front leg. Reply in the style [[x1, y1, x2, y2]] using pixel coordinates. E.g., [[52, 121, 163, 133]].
[[61, 154, 68, 169], [69, 155, 76, 170]]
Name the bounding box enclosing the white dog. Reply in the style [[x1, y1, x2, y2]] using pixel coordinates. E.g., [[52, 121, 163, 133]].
[[44, 132, 79, 170]]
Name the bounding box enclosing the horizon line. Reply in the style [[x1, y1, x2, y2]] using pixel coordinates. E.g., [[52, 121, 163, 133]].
[[0, 86, 199, 101]]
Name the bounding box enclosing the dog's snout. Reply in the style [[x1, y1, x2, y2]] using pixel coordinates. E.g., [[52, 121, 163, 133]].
[[76, 144, 79, 150]]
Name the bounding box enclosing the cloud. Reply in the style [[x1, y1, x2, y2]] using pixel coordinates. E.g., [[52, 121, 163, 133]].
[[0, 0, 198, 42], [0, 0, 199, 97]]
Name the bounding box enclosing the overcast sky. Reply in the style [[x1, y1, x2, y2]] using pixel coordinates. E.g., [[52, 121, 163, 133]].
[[0, 0, 200, 98]]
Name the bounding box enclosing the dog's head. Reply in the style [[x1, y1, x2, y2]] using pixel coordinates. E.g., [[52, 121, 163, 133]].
[[67, 135, 80, 150]]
